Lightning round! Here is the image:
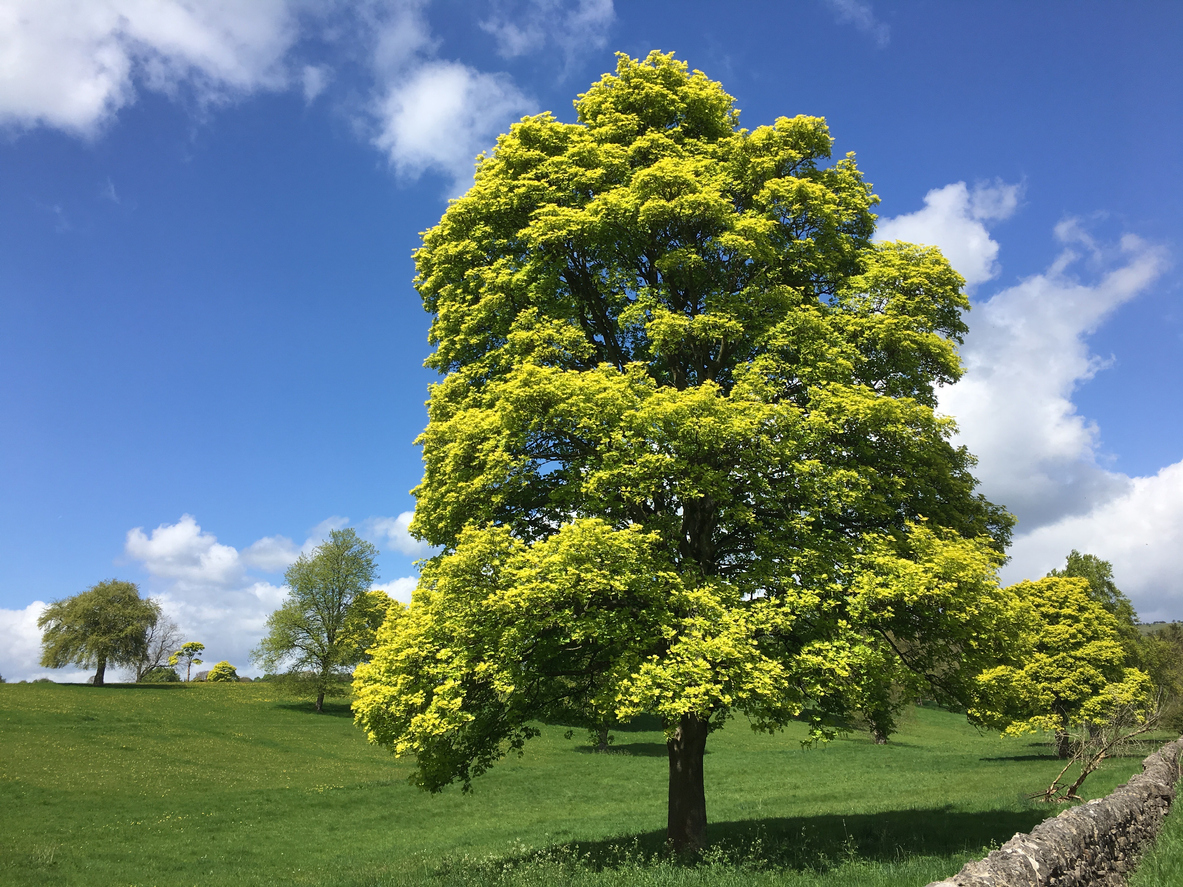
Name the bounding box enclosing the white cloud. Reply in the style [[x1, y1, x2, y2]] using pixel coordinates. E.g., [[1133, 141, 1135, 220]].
[[0, 601, 98, 683], [893, 183, 1177, 618], [372, 59, 534, 193], [300, 64, 331, 103], [939, 229, 1167, 530], [0, 1, 544, 193], [240, 534, 300, 572], [1002, 462, 1183, 621], [877, 180, 1023, 288], [372, 576, 417, 604], [125, 514, 244, 588], [0, 0, 299, 136], [480, 0, 614, 62], [822, 0, 890, 48], [362, 511, 436, 557]]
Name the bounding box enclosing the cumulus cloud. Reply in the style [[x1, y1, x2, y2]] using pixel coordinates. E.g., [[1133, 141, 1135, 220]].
[[372, 576, 418, 604], [884, 184, 1177, 617], [0, 0, 546, 193], [101, 513, 416, 681], [372, 60, 534, 191], [1003, 462, 1183, 621], [480, 0, 614, 62], [939, 229, 1168, 530], [362, 511, 436, 557], [125, 514, 244, 588], [822, 0, 890, 48], [0, 0, 299, 136], [877, 180, 1023, 288]]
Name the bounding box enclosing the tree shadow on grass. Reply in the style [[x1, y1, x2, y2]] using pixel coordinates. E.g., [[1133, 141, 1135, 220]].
[[273, 700, 355, 718], [525, 806, 1047, 873], [573, 742, 681, 757]]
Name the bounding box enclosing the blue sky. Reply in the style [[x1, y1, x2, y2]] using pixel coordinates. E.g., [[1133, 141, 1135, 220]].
[[2, 1, 1180, 680]]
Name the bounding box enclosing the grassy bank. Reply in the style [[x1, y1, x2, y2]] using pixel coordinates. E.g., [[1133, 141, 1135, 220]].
[[0, 682, 1164, 886]]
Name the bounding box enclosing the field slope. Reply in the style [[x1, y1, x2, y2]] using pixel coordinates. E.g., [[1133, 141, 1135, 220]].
[[0, 682, 1161, 886]]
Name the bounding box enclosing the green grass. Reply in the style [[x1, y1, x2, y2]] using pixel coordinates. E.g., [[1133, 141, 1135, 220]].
[[0, 683, 1166, 887], [1129, 789, 1183, 886]]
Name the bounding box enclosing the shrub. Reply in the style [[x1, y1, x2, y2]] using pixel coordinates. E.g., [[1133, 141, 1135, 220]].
[[141, 666, 180, 683], [206, 661, 239, 682]]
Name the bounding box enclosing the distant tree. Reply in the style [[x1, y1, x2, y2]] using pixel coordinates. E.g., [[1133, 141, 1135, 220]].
[[206, 661, 239, 682], [38, 580, 160, 686], [133, 616, 182, 681], [1048, 551, 1141, 657], [169, 642, 205, 682], [843, 637, 924, 744], [141, 666, 180, 682], [1143, 623, 1183, 732], [252, 528, 380, 712], [971, 577, 1153, 758]]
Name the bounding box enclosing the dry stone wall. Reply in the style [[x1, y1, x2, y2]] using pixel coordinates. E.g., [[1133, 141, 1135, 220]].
[[926, 737, 1183, 887]]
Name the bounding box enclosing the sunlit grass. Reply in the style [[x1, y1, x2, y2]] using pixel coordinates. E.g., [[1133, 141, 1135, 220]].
[[0, 682, 1166, 886], [1128, 789, 1183, 886]]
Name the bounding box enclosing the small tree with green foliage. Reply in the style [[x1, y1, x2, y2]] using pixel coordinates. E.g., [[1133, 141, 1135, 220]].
[[206, 661, 239, 682], [252, 529, 382, 712], [38, 580, 160, 686], [169, 642, 205, 682], [141, 666, 180, 682]]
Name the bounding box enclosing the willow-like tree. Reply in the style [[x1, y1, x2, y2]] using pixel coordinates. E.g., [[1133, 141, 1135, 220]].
[[38, 579, 160, 686], [354, 52, 1015, 853]]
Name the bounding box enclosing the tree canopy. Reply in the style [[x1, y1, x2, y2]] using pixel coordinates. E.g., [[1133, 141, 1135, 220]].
[[252, 528, 383, 711], [353, 51, 1014, 853], [169, 641, 205, 682], [38, 579, 160, 686], [970, 576, 1153, 758]]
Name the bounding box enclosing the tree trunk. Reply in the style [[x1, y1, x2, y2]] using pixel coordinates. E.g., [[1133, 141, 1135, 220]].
[[666, 713, 708, 854], [316, 690, 325, 712], [595, 721, 611, 753], [1055, 728, 1072, 759], [871, 726, 888, 745], [93, 655, 107, 687]]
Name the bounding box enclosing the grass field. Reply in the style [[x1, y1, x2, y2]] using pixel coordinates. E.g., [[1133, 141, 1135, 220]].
[[0, 682, 1170, 887]]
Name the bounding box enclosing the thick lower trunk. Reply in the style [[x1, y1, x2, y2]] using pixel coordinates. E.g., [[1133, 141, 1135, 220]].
[[871, 727, 888, 745], [1055, 729, 1073, 759], [666, 713, 708, 854], [93, 656, 107, 687], [595, 721, 611, 753], [315, 690, 325, 712]]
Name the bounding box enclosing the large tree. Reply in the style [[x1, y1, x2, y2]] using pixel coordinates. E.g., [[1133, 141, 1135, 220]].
[[38, 579, 160, 686], [252, 528, 381, 712], [353, 52, 1014, 853]]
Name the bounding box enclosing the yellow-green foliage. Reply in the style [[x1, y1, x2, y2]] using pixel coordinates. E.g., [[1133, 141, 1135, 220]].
[[970, 577, 1153, 735], [206, 661, 239, 682], [355, 51, 1014, 799]]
